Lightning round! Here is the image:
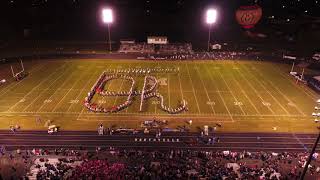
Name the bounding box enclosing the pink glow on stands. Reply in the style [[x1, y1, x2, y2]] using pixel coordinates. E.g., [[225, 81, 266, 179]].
[[206, 9, 217, 24], [102, 8, 113, 23]]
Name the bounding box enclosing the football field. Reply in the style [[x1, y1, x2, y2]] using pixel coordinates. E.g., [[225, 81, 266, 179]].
[[0, 59, 319, 133]]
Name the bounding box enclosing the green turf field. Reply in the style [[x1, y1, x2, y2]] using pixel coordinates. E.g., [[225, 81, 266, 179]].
[[0, 59, 319, 133]]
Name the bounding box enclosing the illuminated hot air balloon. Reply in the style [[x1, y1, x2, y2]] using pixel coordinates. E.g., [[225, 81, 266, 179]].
[[236, 4, 262, 29]]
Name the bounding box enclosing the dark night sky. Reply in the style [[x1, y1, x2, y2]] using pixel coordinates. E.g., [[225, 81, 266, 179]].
[[0, 0, 319, 47]]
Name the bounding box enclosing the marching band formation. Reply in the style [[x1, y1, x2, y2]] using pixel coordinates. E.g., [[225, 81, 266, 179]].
[[83, 70, 187, 114]]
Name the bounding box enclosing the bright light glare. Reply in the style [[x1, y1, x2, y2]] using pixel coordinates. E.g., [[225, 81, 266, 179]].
[[102, 8, 113, 23], [206, 9, 217, 24]]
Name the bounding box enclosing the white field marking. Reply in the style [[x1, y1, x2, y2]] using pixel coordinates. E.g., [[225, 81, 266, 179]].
[[185, 64, 201, 113], [250, 65, 307, 116], [69, 100, 79, 104], [262, 102, 271, 106], [43, 99, 52, 103], [0, 63, 45, 97], [36, 66, 79, 113], [206, 101, 215, 105], [114, 64, 132, 108], [74, 68, 109, 118], [233, 65, 276, 115], [99, 100, 106, 104], [152, 100, 160, 105], [153, 62, 162, 114], [273, 65, 319, 100], [69, 69, 102, 113], [177, 66, 184, 99], [204, 65, 234, 121], [234, 101, 243, 106], [195, 64, 215, 114], [6, 64, 67, 112], [94, 64, 114, 111], [21, 65, 71, 112], [216, 69, 246, 115], [243, 65, 290, 114], [229, 66, 261, 115], [51, 65, 95, 112], [0, 111, 306, 119]]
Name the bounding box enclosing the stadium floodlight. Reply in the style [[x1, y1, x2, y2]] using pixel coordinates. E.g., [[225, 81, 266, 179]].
[[102, 8, 113, 23], [205, 8, 217, 51], [206, 9, 217, 24], [102, 8, 113, 52]]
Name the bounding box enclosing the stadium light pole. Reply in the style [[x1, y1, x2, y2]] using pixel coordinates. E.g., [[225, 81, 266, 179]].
[[102, 8, 113, 52], [206, 9, 217, 51]]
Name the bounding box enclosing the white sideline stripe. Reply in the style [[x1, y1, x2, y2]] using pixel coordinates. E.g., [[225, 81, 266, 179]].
[[0, 111, 306, 117], [7, 64, 67, 112], [185, 64, 201, 113]]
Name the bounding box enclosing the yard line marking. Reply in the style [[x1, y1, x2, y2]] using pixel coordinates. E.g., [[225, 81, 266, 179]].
[[216, 68, 246, 115], [69, 69, 102, 113], [77, 64, 112, 119], [204, 65, 233, 121], [52, 65, 95, 112], [240, 64, 291, 115], [36, 66, 81, 113], [195, 64, 215, 115], [114, 64, 132, 112], [0, 63, 45, 97], [177, 66, 184, 100], [247, 64, 306, 116], [185, 64, 201, 113], [234, 64, 276, 115], [6, 63, 67, 112], [21, 64, 72, 112], [94, 64, 114, 113], [229, 66, 261, 115]]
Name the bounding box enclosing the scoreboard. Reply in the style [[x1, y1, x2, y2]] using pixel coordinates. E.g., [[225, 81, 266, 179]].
[[147, 36, 168, 44]]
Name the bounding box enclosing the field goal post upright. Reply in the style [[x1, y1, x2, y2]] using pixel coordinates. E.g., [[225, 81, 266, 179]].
[[20, 59, 25, 72], [290, 61, 295, 73], [10, 65, 15, 78], [11, 59, 26, 80]]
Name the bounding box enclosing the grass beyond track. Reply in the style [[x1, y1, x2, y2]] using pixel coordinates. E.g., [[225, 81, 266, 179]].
[[0, 59, 319, 133]]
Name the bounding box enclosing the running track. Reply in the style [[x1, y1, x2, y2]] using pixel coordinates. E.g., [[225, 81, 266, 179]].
[[0, 131, 318, 152]]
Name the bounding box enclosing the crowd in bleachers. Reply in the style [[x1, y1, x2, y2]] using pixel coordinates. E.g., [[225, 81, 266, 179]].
[[159, 43, 193, 54], [118, 43, 155, 53], [146, 51, 258, 61], [118, 43, 193, 54], [2, 146, 320, 179]]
